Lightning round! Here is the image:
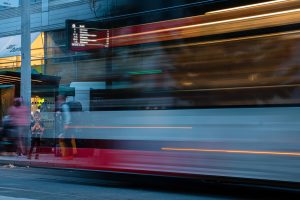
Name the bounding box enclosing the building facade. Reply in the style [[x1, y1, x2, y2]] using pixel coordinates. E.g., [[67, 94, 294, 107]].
[[0, 0, 210, 110], [0, 0, 266, 113]]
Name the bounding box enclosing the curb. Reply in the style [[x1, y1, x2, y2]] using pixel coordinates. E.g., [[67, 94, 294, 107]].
[[0, 157, 58, 168]]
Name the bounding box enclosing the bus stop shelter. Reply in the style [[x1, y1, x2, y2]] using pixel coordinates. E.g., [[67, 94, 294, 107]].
[[0, 71, 61, 120]]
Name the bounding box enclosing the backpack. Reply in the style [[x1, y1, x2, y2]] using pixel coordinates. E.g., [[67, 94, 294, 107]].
[[66, 101, 82, 112]]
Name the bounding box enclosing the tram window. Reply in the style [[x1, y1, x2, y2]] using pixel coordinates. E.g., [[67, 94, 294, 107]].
[[58, 1, 300, 111], [90, 30, 300, 111]]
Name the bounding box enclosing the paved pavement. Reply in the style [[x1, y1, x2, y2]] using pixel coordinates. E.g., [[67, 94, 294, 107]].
[[0, 165, 235, 200], [0, 154, 299, 199], [0, 153, 89, 169]]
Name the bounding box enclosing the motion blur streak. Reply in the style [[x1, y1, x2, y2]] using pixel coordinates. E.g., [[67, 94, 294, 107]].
[[2, 0, 300, 185], [68, 126, 193, 129], [161, 148, 300, 157], [199, 8, 300, 27], [206, 0, 291, 14], [110, 8, 300, 40], [159, 30, 300, 51], [177, 84, 300, 92]]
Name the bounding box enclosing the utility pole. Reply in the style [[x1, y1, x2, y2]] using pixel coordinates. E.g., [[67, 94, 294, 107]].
[[21, 0, 31, 108]]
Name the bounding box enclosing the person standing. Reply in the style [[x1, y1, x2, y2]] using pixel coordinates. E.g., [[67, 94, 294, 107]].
[[28, 111, 44, 160], [8, 98, 30, 156]]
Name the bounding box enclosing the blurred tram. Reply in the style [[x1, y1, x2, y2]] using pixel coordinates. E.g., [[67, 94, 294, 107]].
[[48, 0, 300, 186]]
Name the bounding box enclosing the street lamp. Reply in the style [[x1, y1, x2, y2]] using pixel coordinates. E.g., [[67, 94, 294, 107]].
[[0, 1, 30, 107], [21, 0, 31, 108]]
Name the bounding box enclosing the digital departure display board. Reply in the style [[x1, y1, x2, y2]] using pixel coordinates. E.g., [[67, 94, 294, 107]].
[[66, 15, 204, 51], [66, 20, 109, 51]]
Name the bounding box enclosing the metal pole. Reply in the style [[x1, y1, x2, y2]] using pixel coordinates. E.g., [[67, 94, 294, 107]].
[[21, 0, 31, 108]]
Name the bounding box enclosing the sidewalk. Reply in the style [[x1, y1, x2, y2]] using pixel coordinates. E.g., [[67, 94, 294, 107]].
[[0, 153, 93, 169]]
